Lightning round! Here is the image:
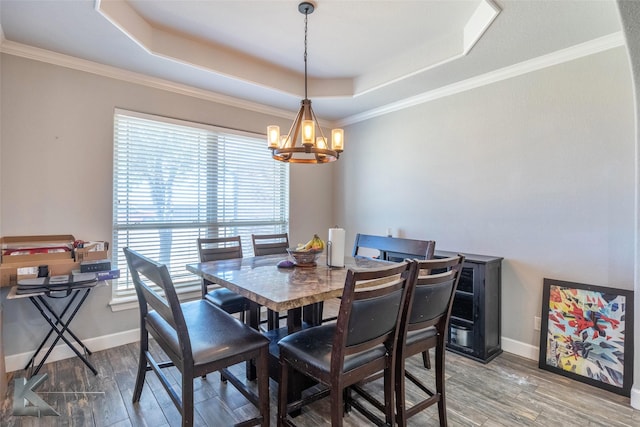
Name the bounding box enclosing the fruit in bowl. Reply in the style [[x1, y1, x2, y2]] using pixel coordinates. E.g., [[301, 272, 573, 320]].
[[288, 234, 325, 266], [287, 248, 323, 266]]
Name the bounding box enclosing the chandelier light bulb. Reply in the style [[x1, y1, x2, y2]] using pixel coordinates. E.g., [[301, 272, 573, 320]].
[[267, 125, 280, 149], [331, 129, 344, 152], [302, 120, 315, 145]]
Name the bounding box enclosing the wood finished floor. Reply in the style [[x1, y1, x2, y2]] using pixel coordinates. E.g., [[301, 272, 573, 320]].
[[1, 340, 638, 426]]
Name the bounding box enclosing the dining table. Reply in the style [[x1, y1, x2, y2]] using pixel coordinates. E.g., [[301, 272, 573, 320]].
[[186, 253, 396, 407], [186, 253, 391, 334]]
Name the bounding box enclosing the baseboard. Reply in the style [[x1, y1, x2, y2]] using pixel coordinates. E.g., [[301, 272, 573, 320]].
[[631, 386, 640, 410], [4, 328, 140, 373], [500, 336, 539, 361]]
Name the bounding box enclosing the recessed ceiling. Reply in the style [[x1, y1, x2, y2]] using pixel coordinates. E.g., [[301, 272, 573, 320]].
[[0, 0, 624, 124]]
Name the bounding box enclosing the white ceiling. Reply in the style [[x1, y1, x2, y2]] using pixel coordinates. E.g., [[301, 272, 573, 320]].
[[0, 0, 624, 125]]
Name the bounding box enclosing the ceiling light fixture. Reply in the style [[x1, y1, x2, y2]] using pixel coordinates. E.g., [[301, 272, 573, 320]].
[[267, 1, 344, 164]]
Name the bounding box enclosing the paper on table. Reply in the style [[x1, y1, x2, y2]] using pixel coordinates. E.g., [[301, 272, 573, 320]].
[[17, 277, 47, 286], [72, 272, 98, 284], [48, 275, 70, 285], [327, 228, 345, 267]]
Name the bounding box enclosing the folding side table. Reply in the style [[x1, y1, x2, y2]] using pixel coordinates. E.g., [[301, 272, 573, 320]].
[[9, 275, 101, 378]]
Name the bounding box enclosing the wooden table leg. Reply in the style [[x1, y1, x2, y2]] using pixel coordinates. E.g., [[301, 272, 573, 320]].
[[286, 307, 303, 334], [302, 301, 324, 326]]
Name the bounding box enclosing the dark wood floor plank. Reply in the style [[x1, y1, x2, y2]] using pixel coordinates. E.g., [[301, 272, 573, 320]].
[[120, 386, 169, 427], [1, 342, 638, 426], [89, 347, 130, 427]]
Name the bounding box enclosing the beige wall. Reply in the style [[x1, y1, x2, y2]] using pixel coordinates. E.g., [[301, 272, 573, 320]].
[[336, 47, 635, 356], [0, 54, 334, 360]]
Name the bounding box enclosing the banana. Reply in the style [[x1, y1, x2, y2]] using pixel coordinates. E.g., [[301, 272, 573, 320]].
[[301, 237, 315, 251], [310, 234, 324, 251], [298, 234, 324, 251]]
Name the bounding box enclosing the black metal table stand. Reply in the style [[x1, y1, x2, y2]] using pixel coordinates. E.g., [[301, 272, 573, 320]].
[[24, 287, 97, 377]]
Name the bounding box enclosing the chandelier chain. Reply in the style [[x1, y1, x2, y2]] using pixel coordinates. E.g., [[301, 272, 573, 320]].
[[304, 9, 309, 100]]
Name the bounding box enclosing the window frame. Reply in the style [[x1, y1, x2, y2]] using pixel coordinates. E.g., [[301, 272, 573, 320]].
[[110, 109, 289, 308]]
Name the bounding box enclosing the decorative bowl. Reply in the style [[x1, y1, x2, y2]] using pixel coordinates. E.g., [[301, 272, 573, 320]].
[[287, 248, 323, 266]]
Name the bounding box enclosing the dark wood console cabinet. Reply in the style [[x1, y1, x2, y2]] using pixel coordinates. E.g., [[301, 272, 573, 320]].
[[435, 250, 503, 363]]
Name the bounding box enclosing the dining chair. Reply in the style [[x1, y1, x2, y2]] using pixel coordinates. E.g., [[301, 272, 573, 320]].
[[277, 261, 418, 427], [349, 255, 464, 426], [395, 254, 464, 426], [198, 236, 251, 322], [124, 247, 270, 427], [251, 233, 290, 329], [251, 232, 290, 256]]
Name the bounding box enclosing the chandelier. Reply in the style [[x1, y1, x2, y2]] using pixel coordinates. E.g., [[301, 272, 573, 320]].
[[267, 1, 344, 164]]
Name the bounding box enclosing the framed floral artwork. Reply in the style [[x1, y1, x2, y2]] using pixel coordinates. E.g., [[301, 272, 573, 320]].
[[539, 278, 633, 396]]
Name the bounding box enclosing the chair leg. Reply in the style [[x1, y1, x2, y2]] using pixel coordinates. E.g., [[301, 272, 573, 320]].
[[330, 386, 344, 427], [132, 332, 148, 403], [383, 366, 395, 427], [422, 350, 431, 369], [395, 358, 407, 427], [277, 358, 290, 426], [257, 348, 270, 427], [435, 343, 447, 427], [182, 375, 194, 427], [343, 387, 352, 414]]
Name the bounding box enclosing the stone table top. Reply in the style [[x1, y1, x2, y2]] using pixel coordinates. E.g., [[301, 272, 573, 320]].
[[186, 254, 395, 313]]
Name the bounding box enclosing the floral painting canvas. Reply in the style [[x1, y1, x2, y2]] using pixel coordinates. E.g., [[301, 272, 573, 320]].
[[539, 278, 633, 396]]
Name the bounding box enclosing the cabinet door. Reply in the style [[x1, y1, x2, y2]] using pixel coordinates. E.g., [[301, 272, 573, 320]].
[[448, 264, 478, 352]]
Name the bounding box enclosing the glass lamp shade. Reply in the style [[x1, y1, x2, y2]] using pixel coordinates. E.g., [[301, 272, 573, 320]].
[[331, 128, 344, 151], [302, 120, 315, 145], [267, 125, 280, 149]]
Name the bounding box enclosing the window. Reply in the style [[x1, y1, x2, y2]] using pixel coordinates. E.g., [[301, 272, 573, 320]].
[[112, 109, 289, 299]]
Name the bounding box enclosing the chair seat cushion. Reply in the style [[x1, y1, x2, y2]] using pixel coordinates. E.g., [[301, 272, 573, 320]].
[[147, 300, 267, 366], [405, 325, 438, 347], [278, 324, 387, 375], [205, 288, 249, 314]]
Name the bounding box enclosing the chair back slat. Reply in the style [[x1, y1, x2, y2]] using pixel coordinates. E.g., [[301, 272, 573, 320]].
[[197, 236, 243, 262], [252, 233, 289, 256], [352, 233, 435, 262]]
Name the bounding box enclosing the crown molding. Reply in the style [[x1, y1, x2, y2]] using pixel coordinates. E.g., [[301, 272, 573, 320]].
[[1, 31, 625, 129], [339, 31, 626, 127], [0, 39, 306, 123]]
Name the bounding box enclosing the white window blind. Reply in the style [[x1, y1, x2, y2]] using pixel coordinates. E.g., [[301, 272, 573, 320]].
[[112, 109, 289, 298]]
